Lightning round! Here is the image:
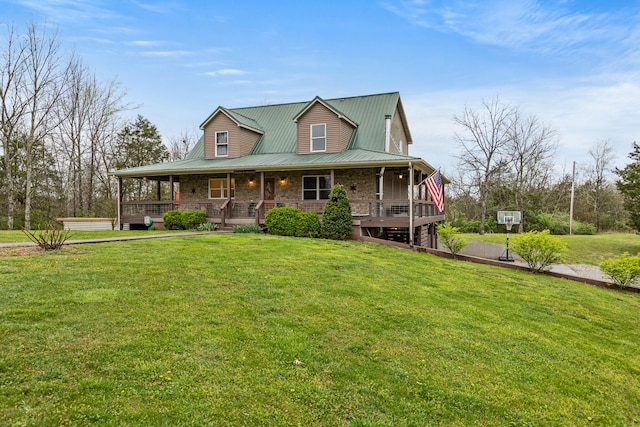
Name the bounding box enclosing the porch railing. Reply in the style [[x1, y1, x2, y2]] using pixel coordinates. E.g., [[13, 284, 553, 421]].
[[121, 199, 440, 223]]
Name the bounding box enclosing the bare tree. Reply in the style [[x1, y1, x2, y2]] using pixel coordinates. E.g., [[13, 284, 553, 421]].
[[22, 21, 68, 229], [54, 56, 128, 216], [0, 23, 28, 230], [454, 96, 514, 234], [586, 140, 616, 231], [167, 128, 199, 161], [506, 111, 557, 231]]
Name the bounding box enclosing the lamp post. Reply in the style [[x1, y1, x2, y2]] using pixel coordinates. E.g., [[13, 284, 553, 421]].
[[499, 216, 514, 262]]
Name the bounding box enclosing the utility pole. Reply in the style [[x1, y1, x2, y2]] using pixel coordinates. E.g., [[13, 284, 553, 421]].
[[569, 161, 576, 235]]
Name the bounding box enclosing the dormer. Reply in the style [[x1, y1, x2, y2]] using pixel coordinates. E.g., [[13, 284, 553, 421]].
[[200, 107, 264, 159], [293, 96, 357, 155]]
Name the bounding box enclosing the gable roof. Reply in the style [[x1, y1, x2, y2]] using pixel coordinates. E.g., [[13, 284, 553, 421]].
[[199, 106, 264, 134], [113, 92, 436, 178], [292, 96, 359, 128]]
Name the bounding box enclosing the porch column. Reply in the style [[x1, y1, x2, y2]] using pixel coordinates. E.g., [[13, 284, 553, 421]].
[[330, 169, 335, 187], [156, 180, 161, 201], [169, 175, 174, 201], [409, 163, 414, 247], [118, 177, 123, 230]]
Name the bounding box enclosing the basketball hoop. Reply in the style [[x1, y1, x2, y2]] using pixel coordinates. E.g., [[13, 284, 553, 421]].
[[505, 216, 513, 232]]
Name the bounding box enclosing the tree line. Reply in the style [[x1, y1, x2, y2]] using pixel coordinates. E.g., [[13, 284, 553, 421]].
[[449, 96, 634, 234], [0, 21, 193, 230]]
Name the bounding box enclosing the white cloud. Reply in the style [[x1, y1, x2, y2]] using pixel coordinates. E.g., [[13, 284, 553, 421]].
[[204, 69, 249, 77]]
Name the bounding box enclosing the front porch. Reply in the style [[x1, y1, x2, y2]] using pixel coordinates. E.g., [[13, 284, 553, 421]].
[[120, 198, 444, 246]]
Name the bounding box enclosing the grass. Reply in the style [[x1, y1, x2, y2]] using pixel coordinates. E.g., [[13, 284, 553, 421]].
[[1, 234, 639, 426], [463, 232, 640, 264], [0, 229, 187, 243]]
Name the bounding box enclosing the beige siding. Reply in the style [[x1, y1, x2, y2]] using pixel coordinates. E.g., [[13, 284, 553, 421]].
[[203, 113, 260, 159], [390, 106, 409, 155], [296, 103, 354, 154]]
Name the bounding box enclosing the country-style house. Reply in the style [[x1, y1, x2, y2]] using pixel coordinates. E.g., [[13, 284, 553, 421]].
[[111, 92, 446, 247]]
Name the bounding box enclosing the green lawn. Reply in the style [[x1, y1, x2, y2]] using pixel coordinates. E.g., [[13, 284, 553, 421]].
[[0, 229, 185, 243], [1, 234, 639, 426], [463, 232, 640, 264]]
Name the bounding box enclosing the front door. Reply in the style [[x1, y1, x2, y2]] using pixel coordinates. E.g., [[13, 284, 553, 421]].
[[264, 178, 275, 211]]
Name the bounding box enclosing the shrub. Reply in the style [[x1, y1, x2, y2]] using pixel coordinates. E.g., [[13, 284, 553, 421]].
[[162, 210, 183, 230], [198, 222, 218, 231], [162, 210, 207, 230], [296, 212, 321, 238], [526, 211, 595, 235], [265, 207, 301, 236], [511, 230, 566, 273], [437, 222, 468, 256], [572, 221, 596, 235], [599, 252, 640, 287], [22, 222, 72, 251], [320, 184, 352, 240], [233, 224, 262, 233], [181, 210, 207, 229]]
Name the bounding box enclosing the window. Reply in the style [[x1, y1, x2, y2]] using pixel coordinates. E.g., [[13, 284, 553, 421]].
[[209, 178, 235, 199], [215, 131, 228, 157], [303, 175, 331, 200], [310, 123, 326, 152]]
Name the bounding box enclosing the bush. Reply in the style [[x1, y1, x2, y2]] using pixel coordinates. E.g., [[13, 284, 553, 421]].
[[599, 252, 640, 287], [181, 210, 207, 229], [296, 212, 321, 238], [511, 230, 566, 273], [162, 210, 207, 230], [162, 210, 183, 230], [320, 184, 352, 240], [437, 222, 468, 256], [22, 222, 72, 251], [265, 207, 301, 236], [527, 212, 595, 235], [233, 224, 262, 233], [198, 222, 218, 231]]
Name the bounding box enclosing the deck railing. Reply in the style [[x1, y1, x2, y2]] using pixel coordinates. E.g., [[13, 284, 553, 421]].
[[121, 199, 440, 222]]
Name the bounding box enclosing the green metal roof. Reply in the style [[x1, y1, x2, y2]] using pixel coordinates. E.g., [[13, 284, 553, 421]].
[[113, 92, 437, 178]]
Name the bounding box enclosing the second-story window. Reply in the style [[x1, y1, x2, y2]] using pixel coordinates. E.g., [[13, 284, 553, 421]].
[[216, 131, 228, 157], [310, 123, 326, 152]]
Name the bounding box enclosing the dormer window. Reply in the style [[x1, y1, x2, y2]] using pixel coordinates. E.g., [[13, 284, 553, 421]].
[[215, 131, 228, 157], [310, 123, 326, 152]]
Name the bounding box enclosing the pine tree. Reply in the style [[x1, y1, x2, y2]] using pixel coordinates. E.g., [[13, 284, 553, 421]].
[[615, 142, 640, 231]]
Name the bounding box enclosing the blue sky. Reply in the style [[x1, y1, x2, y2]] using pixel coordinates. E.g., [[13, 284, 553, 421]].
[[2, 0, 639, 176]]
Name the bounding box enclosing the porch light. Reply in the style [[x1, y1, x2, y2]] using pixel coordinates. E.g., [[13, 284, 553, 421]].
[[399, 173, 403, 180], [248, 176, 256, 186], [279, 176, 287, 184]]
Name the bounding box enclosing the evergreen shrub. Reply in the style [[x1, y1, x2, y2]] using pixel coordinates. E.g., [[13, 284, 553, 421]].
[[320, 184, 352, 240]]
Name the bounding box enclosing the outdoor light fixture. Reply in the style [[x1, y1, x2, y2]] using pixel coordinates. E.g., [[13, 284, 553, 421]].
[[279, 176, 286, 184], [248, 176, 255, 186], [399, 173, 403, 179]]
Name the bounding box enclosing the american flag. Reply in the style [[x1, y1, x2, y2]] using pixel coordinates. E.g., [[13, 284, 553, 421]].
[[424, 171, 444, 213]]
